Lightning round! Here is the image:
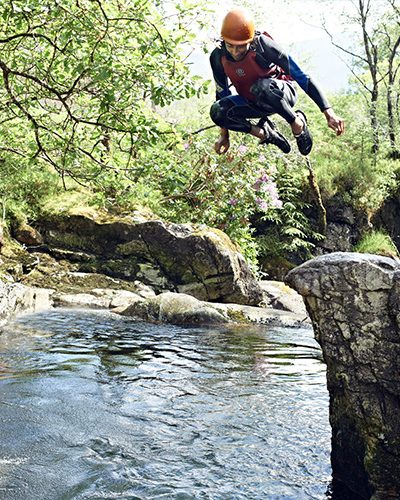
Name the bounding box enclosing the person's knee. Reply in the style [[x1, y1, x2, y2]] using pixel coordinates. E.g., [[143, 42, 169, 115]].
[[210, 100, 228, 126], [251, 78, 284, 102]]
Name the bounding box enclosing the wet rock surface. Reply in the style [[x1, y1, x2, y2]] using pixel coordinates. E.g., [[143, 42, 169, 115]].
[[0, 280, 53, 327], [0, 205, 315, 330], [116, 291, 306, 327], [286, 252, 400, 499]]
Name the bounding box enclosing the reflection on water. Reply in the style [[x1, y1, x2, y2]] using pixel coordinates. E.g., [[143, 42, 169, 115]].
[[0, 308, 331, 499]]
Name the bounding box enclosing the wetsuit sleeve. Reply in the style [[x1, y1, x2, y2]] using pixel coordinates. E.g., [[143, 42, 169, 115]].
[[209, 47, 231, 101], [256, 35, 331, 112]]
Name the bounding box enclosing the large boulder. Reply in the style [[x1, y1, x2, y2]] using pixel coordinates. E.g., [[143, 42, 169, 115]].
[[117, 291, 305, 327], [286, 252, 400, 499], [36, 214, 263, 305], [119, 292, 229, 325]]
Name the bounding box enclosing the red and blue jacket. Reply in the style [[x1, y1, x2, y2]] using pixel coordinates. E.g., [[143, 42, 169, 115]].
[[210, 32, 331, 111]]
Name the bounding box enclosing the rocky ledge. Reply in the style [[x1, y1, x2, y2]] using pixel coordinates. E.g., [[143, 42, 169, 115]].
[[30, 213, 263, 305], [114, 290, 307, 327], [0, 280, 53, 327], [286, 252, 400, 500], [0, 275, 308, 329], [0, 212, 309, 327]]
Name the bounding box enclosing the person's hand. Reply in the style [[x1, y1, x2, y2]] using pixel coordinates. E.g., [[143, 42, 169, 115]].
[[324, 108, 345, 136], [214, 134, 230, 154]]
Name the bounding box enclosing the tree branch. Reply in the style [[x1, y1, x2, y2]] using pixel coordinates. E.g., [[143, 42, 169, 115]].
[[0, 32, 62, 51]]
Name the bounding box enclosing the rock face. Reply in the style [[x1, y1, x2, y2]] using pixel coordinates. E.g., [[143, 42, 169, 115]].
[[54, 288, 150, 309], [372, 192, 400, 250], [286, 252, 400, 499], [0, 280, 53, 326], [259, 280, 308, 318], [13, 223, 44, 246], [36, 214, 263, 305], [314, 196, 366, 254]]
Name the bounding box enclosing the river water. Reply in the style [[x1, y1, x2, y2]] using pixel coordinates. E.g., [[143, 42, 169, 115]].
[[0, 308, 332, 499]]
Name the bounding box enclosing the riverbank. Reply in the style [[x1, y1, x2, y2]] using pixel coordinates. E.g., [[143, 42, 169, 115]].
[[0, 211, 309, 328], [0, 275, 309, 329]]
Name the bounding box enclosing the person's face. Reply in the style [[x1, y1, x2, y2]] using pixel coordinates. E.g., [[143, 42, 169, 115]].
[[225, 41, 250, 61]]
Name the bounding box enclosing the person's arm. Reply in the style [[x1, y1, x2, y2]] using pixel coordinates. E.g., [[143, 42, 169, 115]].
[[256, 35, 344, 134], [209, 47, 231, 100], [214, 127, 230, 154], [210, 47, 232, 153]]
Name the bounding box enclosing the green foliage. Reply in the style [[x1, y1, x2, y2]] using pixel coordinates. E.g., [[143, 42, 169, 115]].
[[255, 155, 322, 269], [354, 230, 399, 258], [143, 127, 290, 269], [0, 0, 211, 182], [339, 1, 400, 155], [0, 155, 60, 225], [1, 0, 399, 277], [300, 93, 400, 214]]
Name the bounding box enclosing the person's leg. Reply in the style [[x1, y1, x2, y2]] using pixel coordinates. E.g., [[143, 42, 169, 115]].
[[250, 78, 297, 124], [210, 95, 291, 152], [250, 78, 313, 155], [210, 95, 263, 133]]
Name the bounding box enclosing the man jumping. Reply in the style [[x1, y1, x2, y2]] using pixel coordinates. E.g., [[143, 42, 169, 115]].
[[209, 8, 345, 156]]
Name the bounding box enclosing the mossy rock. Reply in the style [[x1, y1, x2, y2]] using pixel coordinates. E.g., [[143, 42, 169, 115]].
[[34, 213, 263, 305], [259, 255, 296, 281]]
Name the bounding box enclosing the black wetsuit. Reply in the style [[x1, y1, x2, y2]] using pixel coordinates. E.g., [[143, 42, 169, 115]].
[[209, 33, 331, 133]]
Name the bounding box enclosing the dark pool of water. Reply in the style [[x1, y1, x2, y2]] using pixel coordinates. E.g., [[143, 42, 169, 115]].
[[0, 308, 332, 499]]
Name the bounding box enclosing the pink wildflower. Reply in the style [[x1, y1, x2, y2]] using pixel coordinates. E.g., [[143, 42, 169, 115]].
[[269, 165, 277, 175], [238, 144, 248, 155], [228, 198, 238, 206], [272, 199, 283, 208], [253, 171, 271, 191], [265, 182, 279, 196], [255, 197, 269, 211], [183, 143, 190, 150]]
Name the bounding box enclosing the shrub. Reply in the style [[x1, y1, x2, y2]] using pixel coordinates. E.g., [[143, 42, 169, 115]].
[[354, 229, 399, 258]]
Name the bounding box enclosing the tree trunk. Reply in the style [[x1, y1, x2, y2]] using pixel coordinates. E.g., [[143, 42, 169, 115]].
[[387, 79, 400, 158], [371, 86, 380, 153], [386, 35, 400, 158], [359, 0, 380, 153]]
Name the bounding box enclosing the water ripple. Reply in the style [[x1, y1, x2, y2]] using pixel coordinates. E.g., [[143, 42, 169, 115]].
[[0, 308, 331, 499]]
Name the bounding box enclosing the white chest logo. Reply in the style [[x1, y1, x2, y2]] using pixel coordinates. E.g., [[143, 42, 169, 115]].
[[236, 68, 245, 77]]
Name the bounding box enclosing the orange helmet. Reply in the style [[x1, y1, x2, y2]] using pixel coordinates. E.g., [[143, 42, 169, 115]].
[[221, 9, 255, 45]]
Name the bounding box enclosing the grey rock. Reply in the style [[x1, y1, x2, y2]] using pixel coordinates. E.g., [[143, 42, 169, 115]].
[[54, 289, 145, 309], [213, 302, 308, 327], [259, 280, 309, 319], [119, 292, 229, 325], [37, 215, 263, 305], [117, 291, 307, 328], [286, 252, 400, 499], [54, 292, 111, 309], [316, 222, 354, 252], [0, 281, 54, 326]]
